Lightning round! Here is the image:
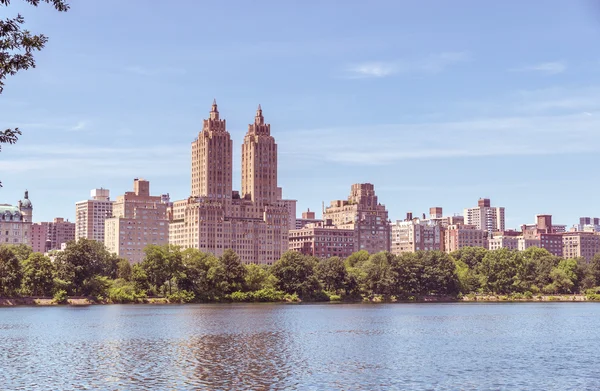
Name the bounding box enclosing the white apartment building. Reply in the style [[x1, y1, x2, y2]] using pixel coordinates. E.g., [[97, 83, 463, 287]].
[[75, 188, 113, 242], [464, 198, 505, 232]]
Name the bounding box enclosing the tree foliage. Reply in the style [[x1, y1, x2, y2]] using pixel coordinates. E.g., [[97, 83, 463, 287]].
[[21, 252, 54, 296], [0, 0, 69, 185], [2, 242, 600, 302]]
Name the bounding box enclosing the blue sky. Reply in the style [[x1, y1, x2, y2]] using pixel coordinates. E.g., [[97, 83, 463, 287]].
[[2, 0, 600, 228]]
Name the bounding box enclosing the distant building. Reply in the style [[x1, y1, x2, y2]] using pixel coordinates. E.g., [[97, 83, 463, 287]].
[[562, 232, 600, 262], [574, 217, 600, 232], [31, 217, 75, 253], [323, 183, 390, 254], [540, 233, 563, 257], [488, 235, 519, 251], [169, 102, 293, 264], [75, 188, 113, 242], [464, 198, 505, 232], [521, 215, 566, 237], [104, 178, 169, 263], [295, 208, 323, 229], [444, 224, 488, 253], [0, 190, 33, 246], [289, 221, 356, 259], [391, 213, 442, 254]]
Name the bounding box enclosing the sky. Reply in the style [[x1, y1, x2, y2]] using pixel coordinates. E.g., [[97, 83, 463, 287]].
[[2, 0, 600, 228]]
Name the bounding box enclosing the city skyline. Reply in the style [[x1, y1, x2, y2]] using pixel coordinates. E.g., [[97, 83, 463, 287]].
[[2, 1, 600, 226]]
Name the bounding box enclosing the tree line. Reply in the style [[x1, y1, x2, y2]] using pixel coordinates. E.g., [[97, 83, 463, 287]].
[[2, 240, 600, 303]]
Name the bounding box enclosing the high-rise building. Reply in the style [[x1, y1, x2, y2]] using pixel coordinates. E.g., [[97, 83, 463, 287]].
[[104, 178, 169, 263], [191, 99, 233, 200], [75, 188, 113, 242], [0, 190, 33, 246], [289, 221, 356, 259], [169, 102, 294, 264], [464, 198, 505, 232], [391, 213, 442, 254], [31, 217, 75, 253], [323, 183, 390, 254]]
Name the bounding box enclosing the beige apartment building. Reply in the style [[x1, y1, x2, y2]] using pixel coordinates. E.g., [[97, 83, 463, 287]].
[[391, 213, 442, 254], [169, 102, 295, 264], [31, 217, 75, 253], [289, 221, 356, 259], [75, 188, 113, 242], [464, 198, 505, 232], [562, 232, 600, 262], [444, 224, 488, 253], [0, 191, 33, 246], [104, 179, 169, 263], [323, 183, 390, 254]]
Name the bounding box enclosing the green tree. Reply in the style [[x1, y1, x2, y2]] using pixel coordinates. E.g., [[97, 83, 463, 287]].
[[214, 249, 246, 294], [131, 263, 150, 295], [54, 238, 116, 295], [345, 250, 370, 268], [271, 251, 321, 298], [21, 252, 54, 296], [141, 244, 183, 296], [244, 263, 271, 292], [315, 257, 347, 293], [177, 248, 219, 300], [455, 260, 480, 293], [583, 253, 600, 289], [391, 252, 420, 297], [361, 252, 395, 297], [3, 243, 32, 262], [116, 258, 132, 280], [1, 0, 69, 185], [477, 248, 524, 294], [0, 245, 22, 296], [417, 251, 459, 295], [451, 246, 488, 269], [545, 259, 579, 294]]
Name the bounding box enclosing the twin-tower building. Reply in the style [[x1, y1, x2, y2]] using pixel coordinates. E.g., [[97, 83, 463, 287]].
[[168, 101, 296, 264]]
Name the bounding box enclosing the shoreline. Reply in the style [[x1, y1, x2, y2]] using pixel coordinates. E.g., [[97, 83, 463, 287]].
[[0, 294, 594, 306]]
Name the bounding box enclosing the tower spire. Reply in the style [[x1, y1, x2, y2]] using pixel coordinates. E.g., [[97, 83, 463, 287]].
[[255, 104, 264, 125], [210, 99, 219, 120]]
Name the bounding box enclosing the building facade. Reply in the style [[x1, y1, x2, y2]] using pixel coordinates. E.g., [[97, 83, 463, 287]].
[[104, 179, 169, 263], [391, 215, 442, 254], [464, 198, 505, 232], [296, 209, 323, 229], [323, 183, 390, 254], [444, 224, 488, 253], [289, 221, 356, 259], [31, 217, 75, 253], [75, 188, 113, 242], [0, 191, 33, 246], [169, 102, 294, 264], [562, 232, 600, 262]]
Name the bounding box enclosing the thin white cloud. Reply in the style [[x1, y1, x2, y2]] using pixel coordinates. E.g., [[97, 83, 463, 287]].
[[278, 111, 600, 165], [69, 120, 89, 131], [511, 61, 566, 75], [346, 62, 399, 78], [0, 144, 189, 178], [344, 51, 470, 79]]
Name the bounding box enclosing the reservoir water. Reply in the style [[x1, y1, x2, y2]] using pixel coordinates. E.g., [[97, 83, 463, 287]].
[[1, 303, 598, 390]]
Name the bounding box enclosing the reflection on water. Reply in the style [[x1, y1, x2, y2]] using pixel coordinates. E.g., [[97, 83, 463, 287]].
[[1, 303, 599, 390]]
